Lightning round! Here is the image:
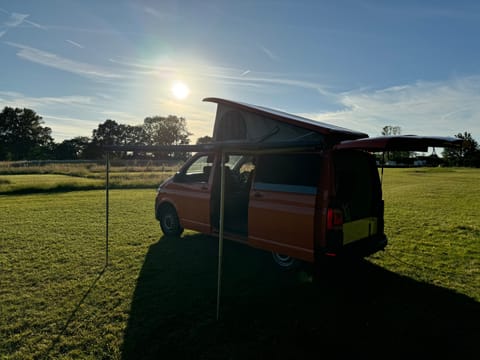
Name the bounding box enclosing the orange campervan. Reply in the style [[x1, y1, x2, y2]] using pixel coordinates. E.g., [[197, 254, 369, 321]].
[[155, 98, 461, 268]]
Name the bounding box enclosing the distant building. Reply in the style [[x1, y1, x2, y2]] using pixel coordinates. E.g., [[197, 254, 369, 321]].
[[378, 153, 444, 167]]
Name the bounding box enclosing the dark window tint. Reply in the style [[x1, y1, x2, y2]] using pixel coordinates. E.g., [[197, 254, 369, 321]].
[[334, 150, 381, 220], [254, 154, 321, 193]]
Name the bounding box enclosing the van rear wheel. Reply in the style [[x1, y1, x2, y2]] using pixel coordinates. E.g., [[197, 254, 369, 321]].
[[159, 205, 183, 236], [271, 252, 300, 270]]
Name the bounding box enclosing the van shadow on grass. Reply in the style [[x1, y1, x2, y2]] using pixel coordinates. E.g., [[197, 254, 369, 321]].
[[122, 234, 479, 359]]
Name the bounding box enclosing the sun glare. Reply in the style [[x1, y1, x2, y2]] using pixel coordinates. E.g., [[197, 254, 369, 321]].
[[171, 81, 190, 100]]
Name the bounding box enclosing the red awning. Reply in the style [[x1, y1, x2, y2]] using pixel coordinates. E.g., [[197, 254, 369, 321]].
[[334, 135, 462, 152]]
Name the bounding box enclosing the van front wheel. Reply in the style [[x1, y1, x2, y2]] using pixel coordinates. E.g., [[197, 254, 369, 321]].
[[271, 252, 300, 270], [159, 205, 184, 237]]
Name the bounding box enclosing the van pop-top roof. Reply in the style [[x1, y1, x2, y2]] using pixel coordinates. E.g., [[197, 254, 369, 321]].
[[204, 97, 368, 147]]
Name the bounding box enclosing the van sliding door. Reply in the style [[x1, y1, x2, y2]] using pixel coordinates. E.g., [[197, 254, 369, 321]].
[[247, 154, 321, 262]]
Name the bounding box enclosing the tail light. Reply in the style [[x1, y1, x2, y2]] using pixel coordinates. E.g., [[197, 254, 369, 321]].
[[327, 208, 343, 230]]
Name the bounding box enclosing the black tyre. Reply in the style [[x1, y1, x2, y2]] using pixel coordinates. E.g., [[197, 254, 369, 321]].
[[159, 204, 184, 236], [271, 252, 301, 270]]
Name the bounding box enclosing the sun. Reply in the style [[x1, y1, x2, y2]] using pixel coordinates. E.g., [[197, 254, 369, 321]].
[[171, 81, 190, 100]]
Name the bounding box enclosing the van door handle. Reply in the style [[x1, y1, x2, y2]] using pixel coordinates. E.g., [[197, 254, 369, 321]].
[[201, 185, 208, 190], [254, 192, 263, 198]]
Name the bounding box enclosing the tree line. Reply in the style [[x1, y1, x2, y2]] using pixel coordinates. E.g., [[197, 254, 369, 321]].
[[0, 106, 479, 166], [0, 106, 202, 161], [381, 125, 480, 167], [442, 131, 480, 167]]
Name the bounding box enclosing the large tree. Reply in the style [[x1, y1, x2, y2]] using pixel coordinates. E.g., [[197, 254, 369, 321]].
[[142, 115, 192, 159], [380, 125, 411, 164], [442, 132, 480, 167], [196, 135, 213, 144], [381, 125, 402, 136], [86, 116, 192, 159], [85, 119, 127, 158], [91, 119, 126, 146], [53, 136, 91, 160], [0, 107, 54, 160]]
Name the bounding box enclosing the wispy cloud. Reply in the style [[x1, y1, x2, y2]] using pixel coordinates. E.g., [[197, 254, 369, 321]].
[[0, 91, 94, 108], [4, 12, 28, 27], [108, 57, 177, 77], [66, 39, 84, 48], [0, 91, 103, 140], [1, 10, 45, 33], [143, 6, 165, 19], [41, 115, 101, 140], [360, 1, 480, 21], [304, 76, 480, 139], [259, 45, 280, 62], [6, 42, 124, 80], [24, 19, 45, 29], [100, 110, 140, 124], [109, 57, 333, 97], [137, 4, 179, 21]]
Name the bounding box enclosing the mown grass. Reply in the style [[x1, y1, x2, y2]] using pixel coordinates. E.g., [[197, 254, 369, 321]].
[[0, 168, 478, 359], [370, 167, 480, 296]]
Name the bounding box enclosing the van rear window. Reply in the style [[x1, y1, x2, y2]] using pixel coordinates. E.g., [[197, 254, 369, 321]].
[[254, 154, 321, 194]]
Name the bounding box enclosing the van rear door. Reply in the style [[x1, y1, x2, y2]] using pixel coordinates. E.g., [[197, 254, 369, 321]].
[[331, 150, 385, 255], [330, 135, 462, 255]]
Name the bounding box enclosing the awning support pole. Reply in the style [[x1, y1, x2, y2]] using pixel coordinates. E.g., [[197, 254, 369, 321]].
[[216, 151, 226, 321], [105, 152, 110, 267], [381, 151, 385, 185]]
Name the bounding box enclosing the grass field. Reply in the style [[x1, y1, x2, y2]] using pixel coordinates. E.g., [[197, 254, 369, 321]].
[[0, 167, 479, 359], [0, 162, 179, 194]]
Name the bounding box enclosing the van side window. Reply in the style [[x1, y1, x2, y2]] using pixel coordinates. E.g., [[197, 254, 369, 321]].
[[180, 155, 213, 183], [254, 154, 320, 194]]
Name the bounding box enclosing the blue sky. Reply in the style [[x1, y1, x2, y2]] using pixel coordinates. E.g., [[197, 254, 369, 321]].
[[1, 0, 479, 144]]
